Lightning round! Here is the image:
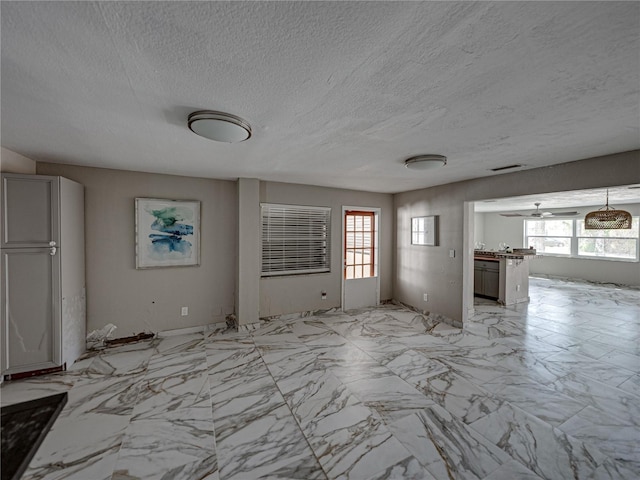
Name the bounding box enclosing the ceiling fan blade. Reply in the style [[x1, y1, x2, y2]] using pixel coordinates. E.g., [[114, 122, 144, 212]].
[[499, 213, 525, 217], [549, 211, 580, 217]]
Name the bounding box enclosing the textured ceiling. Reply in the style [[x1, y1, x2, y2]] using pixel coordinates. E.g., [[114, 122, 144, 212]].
[[475, 185, 640, 213], [1, 1, 639, 193]]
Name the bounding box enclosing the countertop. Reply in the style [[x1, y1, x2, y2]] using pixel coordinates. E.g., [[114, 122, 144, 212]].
[[474, 250, 538, 260], [474, 256, 500, 262]]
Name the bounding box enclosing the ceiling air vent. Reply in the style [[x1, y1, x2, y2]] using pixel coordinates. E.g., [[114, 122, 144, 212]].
[[490, 164, 523, 172]]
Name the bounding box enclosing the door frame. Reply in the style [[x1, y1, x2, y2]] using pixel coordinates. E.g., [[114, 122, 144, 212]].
[[341, 206, 381, 311], [463, 201, 475, 323]]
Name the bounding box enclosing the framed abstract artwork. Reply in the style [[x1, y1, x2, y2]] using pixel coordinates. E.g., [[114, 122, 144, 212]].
[[411, 215, 438, 246], [135, 198, 201, 268]]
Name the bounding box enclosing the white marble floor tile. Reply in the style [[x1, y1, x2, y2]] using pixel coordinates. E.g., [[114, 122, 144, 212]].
[[487, 381, 586, 427], [427, 353, 510, 384], [599, 350, 640, 373], [303, 402, 416, 480], [58, 372, 145, 419], [114, 415, 217, 480], [215, 403, 323, 480], [544, 351, 636, 387], [558, 406, 640, 476], [470, 403, 607, 480], [85, 343, 156, 377], [282, 368, 362, 428], [481, 459, 542, 480], [387, 404, 512, 480], [0, 373, 77, 407], [343, 373, 436, 421], [132, 367, 210, 420], [551, 372, 640, 428], [154, 332, 205, 354], [22, 412, 130, 480], [385, 349, 450, 387], [368, 456, 436, 480], [617, 374, 640, 397], [562, 339, 616, 360], [10, 277, 639, 480], [418, 370, 503, 424]]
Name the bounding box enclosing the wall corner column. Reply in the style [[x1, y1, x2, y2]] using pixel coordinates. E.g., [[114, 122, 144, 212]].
[[236, 178, 260, 326]]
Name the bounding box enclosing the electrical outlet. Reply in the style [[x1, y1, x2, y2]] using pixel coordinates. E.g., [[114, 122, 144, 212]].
[[449, 249, 455, 258], [321, 291, 327, 300], [516, 285, 521, 292], [181, 306, 188, 316], [423, 293, 428, 302]]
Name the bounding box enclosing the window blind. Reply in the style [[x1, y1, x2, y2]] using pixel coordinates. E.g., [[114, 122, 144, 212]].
[[261, 204, 331, 276]]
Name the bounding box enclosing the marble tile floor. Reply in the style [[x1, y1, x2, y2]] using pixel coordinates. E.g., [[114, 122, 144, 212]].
[[1, 276, 639, 480]]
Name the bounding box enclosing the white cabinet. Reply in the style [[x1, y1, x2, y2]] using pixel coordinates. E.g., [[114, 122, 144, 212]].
[[1, 174, 85, 377]]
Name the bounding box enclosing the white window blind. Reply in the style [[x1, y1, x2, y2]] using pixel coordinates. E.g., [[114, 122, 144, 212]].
[[261, 204, 331, 276]]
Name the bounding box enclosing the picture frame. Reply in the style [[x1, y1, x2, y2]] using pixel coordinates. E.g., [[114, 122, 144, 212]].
[[411, 215, 438, 246], [135, 198, 201, 269]]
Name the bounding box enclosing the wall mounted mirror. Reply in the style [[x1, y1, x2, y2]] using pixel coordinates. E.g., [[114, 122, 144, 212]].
[[412, 215, 438, 246]]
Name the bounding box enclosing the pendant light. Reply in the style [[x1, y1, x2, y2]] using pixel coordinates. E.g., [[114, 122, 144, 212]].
[[584, 189, 632, 229]]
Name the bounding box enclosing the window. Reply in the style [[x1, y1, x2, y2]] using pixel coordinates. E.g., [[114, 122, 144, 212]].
[[525, 219, 573, 255], [261, 204, 331, 276], [345, 211, 375, 279], [577, 218, 639, 260], [524, 217, 639, 261]]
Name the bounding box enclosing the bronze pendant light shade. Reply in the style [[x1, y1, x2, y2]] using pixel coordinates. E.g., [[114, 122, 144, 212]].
[[584, 190, 632, 229]]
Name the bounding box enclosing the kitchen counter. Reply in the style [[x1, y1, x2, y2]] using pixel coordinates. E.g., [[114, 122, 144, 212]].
[[474, 251, 533, 305]]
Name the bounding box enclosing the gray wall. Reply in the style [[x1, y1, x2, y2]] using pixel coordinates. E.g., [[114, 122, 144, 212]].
[[482, 213, 525, 252], [394, 150, 640, 324], [1, 147, 36, 174], [474, 213, 485, 248], [479, 203, 640, 286], [28, 149, 640, 334], [259, 181, 394, 317], [33, 162, 394, 333], [237, 178, 261, 325], [37, 162, 238, 337]]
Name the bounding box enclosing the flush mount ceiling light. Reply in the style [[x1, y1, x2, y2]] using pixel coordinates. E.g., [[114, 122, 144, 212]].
[[188, 110, 251, 143], [404, 154, 447, 170], [584, 189, 632, 229]]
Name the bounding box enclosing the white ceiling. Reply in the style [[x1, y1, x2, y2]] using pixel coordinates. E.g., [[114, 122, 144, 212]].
[[1, 2, 638, 194], [475, 185, 640, 213]]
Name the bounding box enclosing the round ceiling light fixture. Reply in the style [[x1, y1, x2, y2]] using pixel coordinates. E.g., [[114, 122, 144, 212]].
[[188, 110, 251, 143], [404, 154, 447, 170]]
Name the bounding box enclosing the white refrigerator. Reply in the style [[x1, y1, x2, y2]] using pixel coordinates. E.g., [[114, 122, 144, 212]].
[[1, 173, 85, 378]]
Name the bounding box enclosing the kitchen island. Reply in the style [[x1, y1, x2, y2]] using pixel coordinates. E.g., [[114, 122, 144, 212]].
[[474, 250, 537, 305]]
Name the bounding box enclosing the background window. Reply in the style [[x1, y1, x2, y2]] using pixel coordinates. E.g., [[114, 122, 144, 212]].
[[525, 219, 573, 255], [524, 217, 639, 261], [577, 218, 639, 260], [261, 204, 331, 276]]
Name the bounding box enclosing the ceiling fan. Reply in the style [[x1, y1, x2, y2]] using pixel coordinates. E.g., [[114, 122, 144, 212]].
[[499, 202, 579, 218]]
